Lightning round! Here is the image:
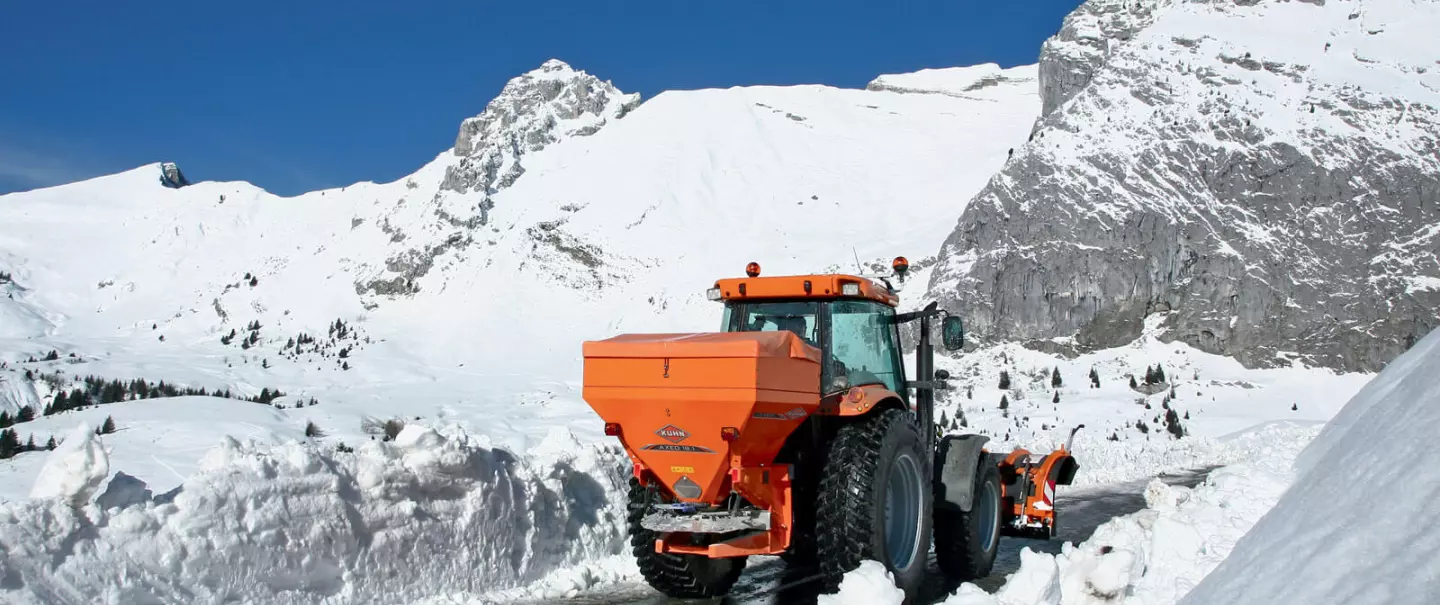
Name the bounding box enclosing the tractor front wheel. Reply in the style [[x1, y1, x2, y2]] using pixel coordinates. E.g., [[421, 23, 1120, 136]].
[[626, 478, 746, 599], [815, 408, 932, 599], [934, 461, 1001, 580]]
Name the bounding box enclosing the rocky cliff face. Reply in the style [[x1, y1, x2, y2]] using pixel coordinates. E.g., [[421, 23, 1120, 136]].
[[440, 59, 640, 205], [928, 0, 1440, 372]]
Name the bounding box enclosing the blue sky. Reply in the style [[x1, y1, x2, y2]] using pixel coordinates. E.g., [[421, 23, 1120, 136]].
[[0, 1, 1081, 196]]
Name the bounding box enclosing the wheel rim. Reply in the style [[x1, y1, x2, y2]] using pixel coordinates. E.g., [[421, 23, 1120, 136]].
[[978, 478, 1000, 553], [882, 452, 924, 571]]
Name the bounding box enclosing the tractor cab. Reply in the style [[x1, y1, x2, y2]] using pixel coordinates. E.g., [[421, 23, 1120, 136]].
[[707, 262, 961, 400]]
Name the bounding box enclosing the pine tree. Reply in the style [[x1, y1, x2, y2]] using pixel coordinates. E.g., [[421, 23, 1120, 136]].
[[1089, 367, 1100, 388], [998, 371, 1011, 390], [1165, 408, 1185, 439], [1052, 391, 1060, 404], [1291, 403, 1298, 411], [1129, 375, 1139, 389], [43, 350, 60, 361], [262, 358, 269, 369], [24, 435, 36, 452], [249, 276, 258, 287], [0, 429, 17, 458], [0, 412, 10, 429], [342, 361, 350, 371], [101, 416, 116, 434], [45, 436, 57, 450], [1155, 364, 1166, 384], [939, 410, 949, 427], [1051, 367, 1062, 388], [1144, 365, 1156, 385], [17, 406, 34, 422], [999, 394, 1010, 410], [304, 421, 323, 438], [966, 386, 973, 400]]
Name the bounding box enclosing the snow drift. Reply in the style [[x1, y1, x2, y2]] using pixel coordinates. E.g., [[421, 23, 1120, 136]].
[[885, 323, 1440, 605], [1181, 327, 1440, 605], [925, 424, 1312, 605], [0, 425, 630, 605]]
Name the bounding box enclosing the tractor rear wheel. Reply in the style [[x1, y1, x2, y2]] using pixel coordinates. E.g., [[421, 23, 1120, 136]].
[[934, 461, 1001, 580], [626, 478, 746, 599], [815, 408, 932, 599]]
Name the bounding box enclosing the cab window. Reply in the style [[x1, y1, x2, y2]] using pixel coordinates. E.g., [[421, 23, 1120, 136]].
[[828, 300, 903, 394]]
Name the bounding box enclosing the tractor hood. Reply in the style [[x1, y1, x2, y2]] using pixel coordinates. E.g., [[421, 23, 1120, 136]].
[[582, 331, 821, 503]]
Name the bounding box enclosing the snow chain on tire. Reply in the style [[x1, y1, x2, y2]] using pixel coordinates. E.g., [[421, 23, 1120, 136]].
[[815, 408, 932, 599], [626, 478, 745, 598]]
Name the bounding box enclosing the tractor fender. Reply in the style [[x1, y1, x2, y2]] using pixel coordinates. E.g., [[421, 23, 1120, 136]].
[[934, 434, 990, 512]]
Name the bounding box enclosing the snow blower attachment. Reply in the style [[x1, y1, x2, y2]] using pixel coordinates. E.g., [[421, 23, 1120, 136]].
[[581, 260, 1078, 601]]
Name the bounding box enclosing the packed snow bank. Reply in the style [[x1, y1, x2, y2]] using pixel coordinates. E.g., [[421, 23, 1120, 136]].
[[936, 422, 1315, 605], [0, 397, 301, 503], [819, 560, 907, 605], [27, 424, 109, 505], [1182, 329, 1440, 605], [0, 425, 630, 605]]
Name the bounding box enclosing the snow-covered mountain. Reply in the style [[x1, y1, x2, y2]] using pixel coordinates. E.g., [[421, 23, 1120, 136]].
[[927, 0, 1440, 372]]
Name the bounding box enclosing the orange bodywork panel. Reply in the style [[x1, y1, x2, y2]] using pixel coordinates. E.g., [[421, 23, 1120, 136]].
[[582, 332, 821, 507], [713, 274, 899, 307]]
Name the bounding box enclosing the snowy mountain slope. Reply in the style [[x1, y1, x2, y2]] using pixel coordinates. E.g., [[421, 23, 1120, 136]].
[[928, 0, 1440, 372], [1181, 320, 1440, 605], [0, 58, 1038, 381]]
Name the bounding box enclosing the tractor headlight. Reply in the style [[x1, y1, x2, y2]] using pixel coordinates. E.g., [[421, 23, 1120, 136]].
[[706, 287, 722, 301], [841, 283, 861, 296]]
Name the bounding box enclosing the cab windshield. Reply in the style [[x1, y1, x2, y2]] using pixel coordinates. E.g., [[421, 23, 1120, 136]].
[[721, 300, 905, 396]]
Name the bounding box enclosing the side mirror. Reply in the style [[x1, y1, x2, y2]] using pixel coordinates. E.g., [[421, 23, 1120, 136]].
[[941, 316, 965, 350]]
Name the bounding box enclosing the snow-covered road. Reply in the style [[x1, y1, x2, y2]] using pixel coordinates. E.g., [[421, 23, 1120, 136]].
[[498, 468, 1214, 605]]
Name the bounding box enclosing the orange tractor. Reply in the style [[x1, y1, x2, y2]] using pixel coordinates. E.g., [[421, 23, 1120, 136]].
[[582, 260, 1078, 601]]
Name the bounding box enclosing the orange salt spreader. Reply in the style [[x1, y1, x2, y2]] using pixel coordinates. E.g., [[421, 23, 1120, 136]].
[[581, 260, 1079, 601]]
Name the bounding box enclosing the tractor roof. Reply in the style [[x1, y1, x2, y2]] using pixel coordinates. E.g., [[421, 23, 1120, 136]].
[[711, 274, 900, 307]]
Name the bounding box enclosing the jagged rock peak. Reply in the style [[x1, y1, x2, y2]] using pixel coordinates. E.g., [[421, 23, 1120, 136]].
[[1038, 0, 1172, 116], [442, 59, 641, 195]]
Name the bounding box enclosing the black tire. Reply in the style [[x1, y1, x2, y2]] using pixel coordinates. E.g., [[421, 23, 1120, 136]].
[[626, 478, 746, 599], [815, 408, 933, 600], [934, 461, 1001, 580]]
